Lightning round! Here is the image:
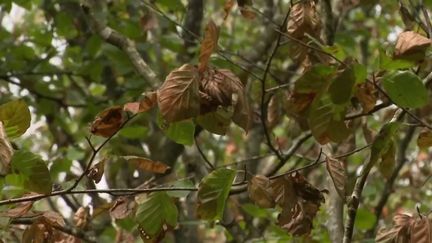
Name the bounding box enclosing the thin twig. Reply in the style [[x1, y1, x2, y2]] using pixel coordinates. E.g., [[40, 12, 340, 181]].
[[194, 137, 215, 170]]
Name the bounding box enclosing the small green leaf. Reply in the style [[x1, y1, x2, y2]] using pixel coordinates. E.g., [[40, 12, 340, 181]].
[[135, 192, 178, 238], [382, 71, 428, 108], [329, 66, 356, 104], [353, 64, 367, 84], [197, 168, 236, 220], [370, 122, 400, 164], [11, 151, 52, 194], [294, 65, 336, 93], [0, 100, 31, 139], [158, 116, 195, 146], [379, 51, 415, 70], [196, 106, 233, 135]]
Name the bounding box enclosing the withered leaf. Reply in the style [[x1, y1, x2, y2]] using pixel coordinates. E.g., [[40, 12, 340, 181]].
[[87, 158, 106, 183], [410, 216, 431, 243], [0, 121, 13, 175], [394, 31, 431, 60], [140, 12, 158, 31], [123, 92, 157, 114], [417, 129, 432, 151], [22, 223, 45, 243], [270, 175, 297, 208], [282, 201, 319, 236], [125, 156, 171, 174], [239, 6, 256, 19], [157, 64, 200, 122], [223, 0, 235, 20], [287, 0, 321, 39], [199, 68, 249, 131], [199, 21, 219, 73], [73, 206, 89, 228], [110, 196, 137, 219], [355, 82, 377, 113], [1, 201, 33, 218], [248, 175, 275, 208], [267, 94, 282, 129], [376, 214, 419, 243], [90, 106, 125, 138], [41, 211, 66, 227], [326, 157, 346, 199]]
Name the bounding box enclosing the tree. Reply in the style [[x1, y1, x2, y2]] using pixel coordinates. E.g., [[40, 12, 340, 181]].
[[0, 0, 431, 242]]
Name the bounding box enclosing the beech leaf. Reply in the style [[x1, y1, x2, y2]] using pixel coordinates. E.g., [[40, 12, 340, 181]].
[[123, 92, 157, 114], [197, 168, 236, 220], [110, 196, 137, 219], [355, 82, 377, 113], [90, 106, 125, 138], [0, 121, 13, 175], [73, 207, 89, 228], [199, 20, 219, 72], [417, 130, 432, 151], [379, 140, 396, 180], [394, 31, 431, 60], [287, 0, 320, 38], [124, 156, 171, 174], [1, 201, 33, 218], [87, 158, 106, 183], [0, 99, 31, 139], [157, 64, 200, 122], [248, 175, 275, 208], [326, 157, 346, 199]]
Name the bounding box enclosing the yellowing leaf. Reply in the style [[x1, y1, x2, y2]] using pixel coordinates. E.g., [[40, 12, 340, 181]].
[[0, 121, 13, 175], [0, 99, 31, 139], [90, 106, 125, 138], [394, 31, 431, 61], [248, 175, 275, 208], [125, 156, 171, 174], [197, 168, 235, 220], [326, 157, 346, 199], [123, 92, 157, 114], [199, 21, 219, 73], [87, 158, 106, 183], [417, 130, 432, 151], [196, 107, 232, 135], [157, 64, 200, 122]]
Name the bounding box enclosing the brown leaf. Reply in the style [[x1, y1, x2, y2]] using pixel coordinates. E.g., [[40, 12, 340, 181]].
[[1, 201, 33, 217], [41, 211, 65, 227], [239, 6, 256, 19], [87, 158, 106, 184], [376, 214, 414, 243], [199, 68, 249, 131], [394, 31, 431, 59], [90, 106, 125, 137], [223, 0, 235, 20], [22, 223, 45, 243], [287, 0, 321, 39], [125, 156, 171, 174], [0, 121, 13, 175], [417, 129, 432, 151], [326, 157, 346, 199], [270, 175, 297, 208], [140, 12, 158, 31], [73, 207, 89, 228], [124, 92, 157, 114], [248, 175, 275, 208], [157, 64, 200, 122], [410, 217, 432, 243], [110, 197, 137, 219], [267, 94, 282, 129], [199, 21, 219, 73], [282, 201, 319, 236], [355, 82, 377, 113]]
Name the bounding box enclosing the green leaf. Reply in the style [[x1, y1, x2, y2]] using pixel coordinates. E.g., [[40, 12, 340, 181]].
[[135, 192, 178, 238], [241, 203, 271, 218], [119, 126, 148, 139], [55, 12, 78, 38], [294, 65, 336, 93], [382, 71, 428, 108], [196, 106, 233, 135], [0, 100, 31, 139], [158, 115, 195, 146], [353, 64, 367, 84], [355, 208, 376, 230], [307, 95, 349, 144], [197, 168, 236, 220], [166, 179, 194, 198], [11, 151, 52, 194], [329, 66, 356, 104], [379, 51, 415, 70], [370, 122, 400, 164], [378, 139, 396, 180]]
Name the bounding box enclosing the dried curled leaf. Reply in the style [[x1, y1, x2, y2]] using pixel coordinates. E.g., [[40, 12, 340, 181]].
[[1, 201, 33, 218], [375, 213, 429, 243], [199, 21, 219, 72], [282, 201, 320, 236], [110, 196, 137, 219], [394, 31, 431, 60], [200, 68, 249, 132], [158, 64, 200, 122], [326, 157, 346, 199], [0, 121, 13, 175], [123, 92, 157, 114], [87, 158, 106, 184], [287, 0, 321, 38], [73, 207, 89, 228], [267, 94, 282, 129], [41, 211, 66, 227], [90, 106, 125, 137], [248, 175, 275, 208], [125, 156, 171, 174]]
